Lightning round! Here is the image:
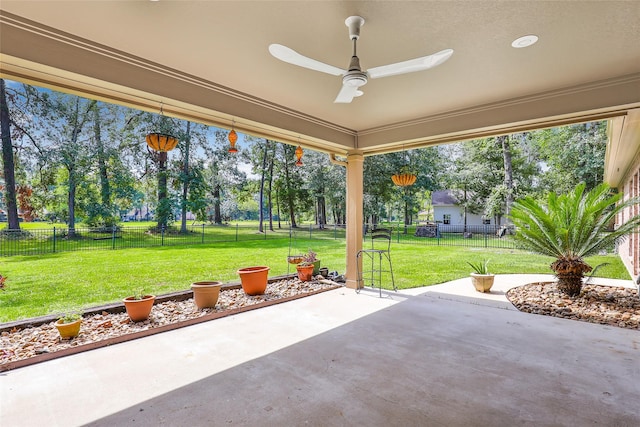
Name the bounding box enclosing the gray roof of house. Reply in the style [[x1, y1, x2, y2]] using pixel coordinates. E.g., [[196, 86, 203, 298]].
[[431, 190, 459, 206]]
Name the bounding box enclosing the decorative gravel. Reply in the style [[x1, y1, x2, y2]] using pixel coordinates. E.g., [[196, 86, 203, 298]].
[[1, 277, 340, 368], [507, 282, 640, 330]]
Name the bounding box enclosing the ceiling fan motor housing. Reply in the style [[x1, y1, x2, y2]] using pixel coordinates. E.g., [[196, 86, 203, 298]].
[[343, 71, 368, 87]]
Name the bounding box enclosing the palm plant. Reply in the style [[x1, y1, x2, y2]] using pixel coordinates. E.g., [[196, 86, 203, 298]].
[[510, 183, 640, 297]]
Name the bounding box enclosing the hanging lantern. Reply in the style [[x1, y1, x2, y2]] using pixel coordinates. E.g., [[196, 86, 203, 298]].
[[228, 129, 238, 153], [145, 133, 179, 152], [295, 145, 303, 166], [391, 172, 417, 187]]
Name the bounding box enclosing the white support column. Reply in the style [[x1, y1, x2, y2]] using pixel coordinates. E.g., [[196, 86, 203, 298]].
[[345, 151, 364, 289]]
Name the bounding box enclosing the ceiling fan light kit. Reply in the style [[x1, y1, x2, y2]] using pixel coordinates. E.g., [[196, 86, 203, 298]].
[[269, 15, 453, 104]]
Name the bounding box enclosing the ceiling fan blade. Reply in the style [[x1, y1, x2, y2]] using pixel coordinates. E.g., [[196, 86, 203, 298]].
[[334, 84, 360, 103], [367, 49, 454, 79], [269, 44, 345, 76]]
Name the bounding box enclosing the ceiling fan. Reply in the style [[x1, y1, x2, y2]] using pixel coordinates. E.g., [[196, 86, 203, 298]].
[[269, 16, 453, 104]]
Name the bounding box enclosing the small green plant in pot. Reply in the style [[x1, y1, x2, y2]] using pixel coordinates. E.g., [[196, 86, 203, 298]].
[[467, 259, 495, 293], [55, 312, 82, 339]]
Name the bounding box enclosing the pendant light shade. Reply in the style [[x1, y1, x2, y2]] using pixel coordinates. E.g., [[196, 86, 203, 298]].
[[146, 133, 179, 152], [228, 129, 238, 153], [295, 145, 304, 166]]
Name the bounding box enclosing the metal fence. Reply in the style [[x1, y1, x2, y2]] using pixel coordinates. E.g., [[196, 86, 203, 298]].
[[388, 224, 517, 249], [0, 224, 347, 257], [0, 222, 517, 257]]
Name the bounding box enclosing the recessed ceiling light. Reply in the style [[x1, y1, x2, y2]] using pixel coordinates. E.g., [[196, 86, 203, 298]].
[[511, 35, 539, 48]]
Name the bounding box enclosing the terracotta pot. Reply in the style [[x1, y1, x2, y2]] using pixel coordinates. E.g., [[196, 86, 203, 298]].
[[55, 318, 81, 339], [296, 264, 315, 282], [470, 273, 495, 293], [191, 281, 223, 309], [123, 295, 156, 322], [237, 266, 270, 295]]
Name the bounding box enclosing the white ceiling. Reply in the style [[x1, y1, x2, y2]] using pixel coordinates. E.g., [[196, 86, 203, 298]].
[[1, 1, 639, 154]]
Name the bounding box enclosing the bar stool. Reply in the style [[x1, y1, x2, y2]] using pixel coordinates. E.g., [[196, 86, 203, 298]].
[[356, 226, 396, 297]]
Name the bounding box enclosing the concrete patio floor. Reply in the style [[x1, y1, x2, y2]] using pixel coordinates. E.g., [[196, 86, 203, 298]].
[[2, 275, 639, 426]]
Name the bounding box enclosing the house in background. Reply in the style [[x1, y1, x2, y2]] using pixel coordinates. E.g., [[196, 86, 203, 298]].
[[431, 190, 492, 226], [605, 111, 640, 281]]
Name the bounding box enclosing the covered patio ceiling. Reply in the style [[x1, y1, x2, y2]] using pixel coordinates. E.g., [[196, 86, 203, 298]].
[[1, 1, 639, 156]]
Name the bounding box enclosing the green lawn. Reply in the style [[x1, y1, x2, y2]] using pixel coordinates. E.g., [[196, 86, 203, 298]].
[[0, 239, 630, 322]]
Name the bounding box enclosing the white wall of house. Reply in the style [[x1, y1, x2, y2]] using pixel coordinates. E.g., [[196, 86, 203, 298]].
[[616, 151, 640, 280], [433, 206, 491, 225]]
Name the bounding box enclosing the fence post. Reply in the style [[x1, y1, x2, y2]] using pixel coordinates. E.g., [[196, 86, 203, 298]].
[[437, 224, 440, 246], [202, 224, 205, 244], [309, 224, 312, 239], [236, 223, 239, 242], [484, 225, 488, 248], [53, 227, 57, 253], [397, 227, 400, 243], [112, 225, 116, 250], [161, 226, 165, 246], [334, 223, 337, 239]]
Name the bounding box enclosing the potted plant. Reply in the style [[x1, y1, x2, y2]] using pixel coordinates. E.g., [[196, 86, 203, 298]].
[[237, 266, 270, 295], [191, 281, 223, 310], [296, 262, 314, 282], [55, 313, 82, 339], [123, 290, 156, 322], [303, 249, 321, 275], [467, 259, 495, 293]]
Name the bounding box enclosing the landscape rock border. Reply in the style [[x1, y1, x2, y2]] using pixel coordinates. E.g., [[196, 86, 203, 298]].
[[506, 281, 640, 330]]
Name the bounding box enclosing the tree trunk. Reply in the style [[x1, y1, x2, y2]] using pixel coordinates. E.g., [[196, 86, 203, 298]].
[[258, 140, 268, 233], [276, 187, 282, 229], [180, 121, 191, 233], [552, 258, 592, 297], [318, 195, 326, 229], [68, 166, 76, 237], [65, 98, 91, 237], [463, 186, 468, 233], [157, 152, 168, 230], [500, 135, 514, 222], [0, 79, 20, 230], [93, 105, 112, 223], [213, 185, 222, 224], [283, 145, 297, 228], [267, 143, 275, 231]]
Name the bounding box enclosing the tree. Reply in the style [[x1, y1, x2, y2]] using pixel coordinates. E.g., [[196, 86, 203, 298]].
[[0, 79, 21, 230], [179, 121, 191, 233], [531, 122, 607, 193], [257, 140, 269, 233], [203, 129, 245, 223], [500, 135, 514, 221], [85, 102, 122, 227], [144, 115, 180, 230], [266, 142, 276, 231], [30, 90, 97, 235], [510, 183, 640, 297], [364, 154, 396, 224], [280, 144, 299, 227]]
